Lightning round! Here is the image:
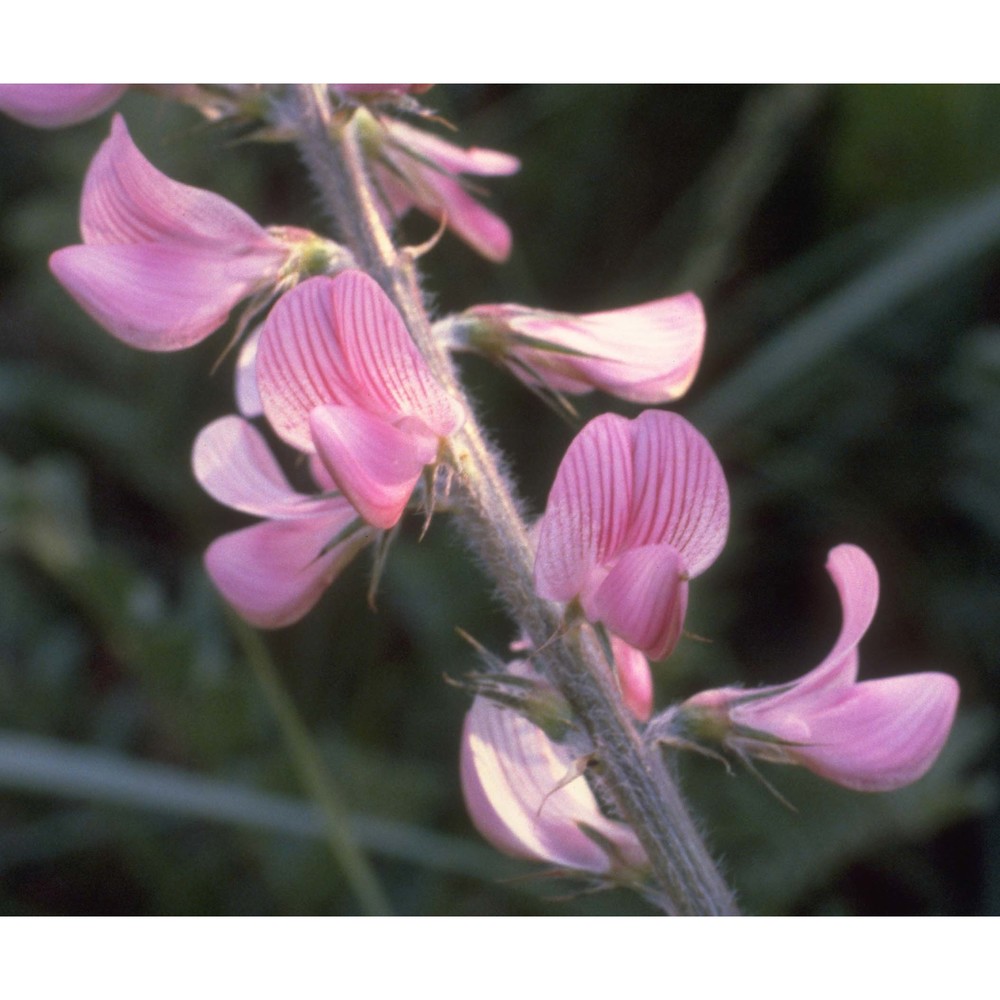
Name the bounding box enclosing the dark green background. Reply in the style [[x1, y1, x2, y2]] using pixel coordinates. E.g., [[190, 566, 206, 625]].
[[0, 84, 996, 915]]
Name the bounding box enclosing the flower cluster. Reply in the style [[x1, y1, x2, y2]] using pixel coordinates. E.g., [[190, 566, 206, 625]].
[[6, 83, 962, 904]]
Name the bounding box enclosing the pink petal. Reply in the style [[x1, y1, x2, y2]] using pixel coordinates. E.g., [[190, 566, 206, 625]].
[[204, 509, 370, 629], [589, 543, 689, 661], [379, 119, 518, 262], [499, 293, 705, 404], [0, 84, 126, 128], [747, 545, 880, 717], [534, 413, 634, 604], [611, 636, 654, 722], [385, 119, 520, 177], [49, 243, 274, 351], [460, 689, 645, 872], [235, 328, 264, 418], [625, 410, 729, 576], [257, 272, 463, 452], [192, 416, 327, 518], [81, 115, 284, 253], [310, 405, 437, 530], [791, 672, 960, 791]]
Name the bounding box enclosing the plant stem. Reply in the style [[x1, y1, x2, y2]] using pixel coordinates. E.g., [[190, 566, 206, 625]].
[[287, 84, 738, 916], [232, 612, 393, 916]]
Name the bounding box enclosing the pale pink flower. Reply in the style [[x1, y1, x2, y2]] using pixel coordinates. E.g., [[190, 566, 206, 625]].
[[535, 410, 729, 660], [0, 84, 127, 127], [362, 114, 519, 262], [461, 662, 646, 873], [49, 115, 325, 351], [446, 294, 705, 404], [255, 270, 464, 530], [193, 415, 375, 628], [673, 545, 960, 792]]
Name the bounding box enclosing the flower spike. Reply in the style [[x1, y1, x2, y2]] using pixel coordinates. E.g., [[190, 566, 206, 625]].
[[663, 545, 960, 792], [535, 410, 729, 660]]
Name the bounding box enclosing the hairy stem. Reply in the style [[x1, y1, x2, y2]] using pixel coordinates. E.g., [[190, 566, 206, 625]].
[[287, 84, 738, 916]]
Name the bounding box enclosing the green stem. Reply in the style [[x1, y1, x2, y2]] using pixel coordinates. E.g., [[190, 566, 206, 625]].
[[287, 85, 738, 916], [231, 612, 393, 916]]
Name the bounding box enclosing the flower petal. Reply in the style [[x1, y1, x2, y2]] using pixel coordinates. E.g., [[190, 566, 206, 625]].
[[755, 545, 880, 713], [385, 119, 520, 177], [80, 115, 284, 253], [257, 272, 463, 452], [235, 327, 264, 418], [192, 415, 326, 518], [49, 243, 273, 351], [791, 672, 960, 791], [589, 543, 689, 660], [611, 636, 654, 722], [0, 84, 126, 128], [499, 293, 705, 404], [535, 413, 634, 603], [310, 405, 436, 530], [625, 410, 729, 576], [204, 509, 370, 628], [460, 689, 645, 872]]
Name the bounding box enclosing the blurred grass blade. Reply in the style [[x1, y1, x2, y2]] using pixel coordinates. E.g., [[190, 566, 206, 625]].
[[231, 615, 393, 915], [0, 730, 505, 881], [690, 182, 1000, 437]]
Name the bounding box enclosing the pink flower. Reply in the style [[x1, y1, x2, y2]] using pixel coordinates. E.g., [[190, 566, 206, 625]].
[[0, 84, 127, 127], [461, 662, 646, 874], [255, 270, 464, 530], [672, 545, 960, 792], [361, 113, 519, 262], [193, 415, 375, 628], [49, 114, 327, 352], [447, 294, 705, 404], [535, 410, 729, 660]]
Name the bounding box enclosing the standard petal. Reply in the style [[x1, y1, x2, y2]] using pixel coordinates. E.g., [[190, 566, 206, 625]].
[[204, 510, 370, 629], [81, 115, 285, 254], [0, 84, 126, 128], [792, 672, 960, 791], [310, 405, 437, 530], [763, 545, 880, 709], [589, 543, 689, 661], [460, 694, 645, 872], [535, 413, 634, 604], [49, 243, 274, 350], [625, 410, 729, 577], [192, 416, 326, 518], [257, 273, 463, 452]]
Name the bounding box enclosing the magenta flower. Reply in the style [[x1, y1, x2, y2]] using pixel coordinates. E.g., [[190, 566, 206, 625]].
[[672, 545, 960, 792], [256, 270, 465, 530], [535, 410, 729, 660], [193, 415, 375, 628], [48, 114, 325, 352], [461, 662, 646, 874], [447, 294, 705, 404], [0, 84, 127, 128], [362, 113, 520, 262]]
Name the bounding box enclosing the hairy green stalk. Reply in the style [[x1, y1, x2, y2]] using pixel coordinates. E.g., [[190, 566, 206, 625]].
[[286, 84, 738, 916]]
